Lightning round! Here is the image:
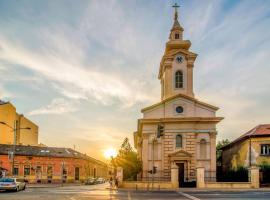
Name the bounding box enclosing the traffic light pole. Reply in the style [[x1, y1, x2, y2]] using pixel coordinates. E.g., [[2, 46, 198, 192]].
[[152, 137, 154, 190]]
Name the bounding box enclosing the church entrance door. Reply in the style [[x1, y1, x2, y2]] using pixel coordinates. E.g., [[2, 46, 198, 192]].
[[177, 163, 184, 187]]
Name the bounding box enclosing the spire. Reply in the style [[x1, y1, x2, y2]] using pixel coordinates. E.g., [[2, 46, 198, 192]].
[[171, 3, 183, 31], [173, 3, 179, 21]]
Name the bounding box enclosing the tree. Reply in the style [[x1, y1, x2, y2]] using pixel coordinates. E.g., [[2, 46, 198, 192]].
[[216, 139, 230, 162], [112, 138, 142, 181]]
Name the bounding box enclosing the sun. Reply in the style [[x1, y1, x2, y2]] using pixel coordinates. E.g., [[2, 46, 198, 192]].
[[104, 148, 117, 159]]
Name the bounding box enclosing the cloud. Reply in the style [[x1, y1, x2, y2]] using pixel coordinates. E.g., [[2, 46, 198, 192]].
[[0, 84, 12, 99], [0, 0, 270, 153], [28, 98, 77, 115]]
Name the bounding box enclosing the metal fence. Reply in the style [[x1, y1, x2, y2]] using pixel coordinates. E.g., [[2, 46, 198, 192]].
[[137, 170, 170, 182], [205, 169, 250, 182]]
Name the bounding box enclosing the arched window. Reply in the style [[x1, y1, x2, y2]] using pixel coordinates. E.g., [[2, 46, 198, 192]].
[[200, 139, 207, 159], [176, 134, 182, 148], [175, 71, 183, 88]]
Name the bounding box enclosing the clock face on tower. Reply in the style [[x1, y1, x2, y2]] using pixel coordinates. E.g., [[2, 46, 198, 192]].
[[176, 55, 184, 63]]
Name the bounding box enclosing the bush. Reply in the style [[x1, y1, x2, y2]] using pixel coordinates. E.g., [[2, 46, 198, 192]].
[[218, 166, 249, 182]]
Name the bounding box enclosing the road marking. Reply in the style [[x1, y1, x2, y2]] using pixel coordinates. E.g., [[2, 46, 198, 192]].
[[128, 191, 132, 200], [178, 192, 200, 200]]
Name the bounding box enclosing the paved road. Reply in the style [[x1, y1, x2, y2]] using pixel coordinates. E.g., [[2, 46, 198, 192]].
[[1, 183, 270, 199]]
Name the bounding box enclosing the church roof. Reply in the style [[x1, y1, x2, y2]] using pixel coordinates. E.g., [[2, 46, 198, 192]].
[[221, 124, 270, 150], [141, 93, 219, 113]]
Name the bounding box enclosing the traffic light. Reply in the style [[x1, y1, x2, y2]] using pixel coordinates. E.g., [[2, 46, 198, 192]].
[[157, 124, 164, 138], [153, 166, 157, 174], [148, 170, 153, 174]]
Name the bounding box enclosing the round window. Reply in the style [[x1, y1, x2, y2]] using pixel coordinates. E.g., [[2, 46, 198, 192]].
[[176, 106, 184, 114]]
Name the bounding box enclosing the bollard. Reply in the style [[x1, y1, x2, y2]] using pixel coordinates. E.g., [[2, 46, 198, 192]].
[[147, 183, 149, 191], [136, 184, 138, 191], [158, 185, 160, 191]]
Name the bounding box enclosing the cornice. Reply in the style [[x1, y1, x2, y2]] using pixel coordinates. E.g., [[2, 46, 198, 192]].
[[141, 93, 220, 112]]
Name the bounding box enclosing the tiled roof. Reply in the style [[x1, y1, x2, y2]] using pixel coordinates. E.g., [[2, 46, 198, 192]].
[[0, 144, 107, 166], [221, 124, 270, 150]]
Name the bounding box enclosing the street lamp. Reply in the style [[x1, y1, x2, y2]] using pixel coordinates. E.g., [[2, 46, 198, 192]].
[[0, 121, 31, 176]]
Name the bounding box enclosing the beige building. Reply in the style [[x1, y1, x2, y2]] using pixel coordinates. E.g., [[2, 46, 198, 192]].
[[0, 100, 38, 146], [221, 124, 270, 171], [134, 7, 223, 187]]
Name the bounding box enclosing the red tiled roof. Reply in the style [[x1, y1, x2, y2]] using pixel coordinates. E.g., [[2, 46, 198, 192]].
[[221, 124, 270, 150]]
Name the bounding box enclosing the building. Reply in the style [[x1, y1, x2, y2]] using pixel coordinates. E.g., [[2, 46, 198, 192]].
[[0, 100, 38, 146], [0, 144, 108, 183], [221, 124, 270, 171], [134, 6, 223, 187]]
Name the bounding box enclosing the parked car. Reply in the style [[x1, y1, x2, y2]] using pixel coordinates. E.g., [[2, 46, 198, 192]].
[[0, 178, 26, 192], [96, 178, 106, 184], [85, 178, 97, 185]]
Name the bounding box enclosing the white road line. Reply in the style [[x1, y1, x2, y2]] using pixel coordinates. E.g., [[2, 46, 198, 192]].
[[128, 191, 132, 200], [178, 192, 201, 200]]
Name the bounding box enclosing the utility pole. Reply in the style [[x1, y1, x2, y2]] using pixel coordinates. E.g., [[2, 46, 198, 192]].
[[0, 121, 31, 176], [12, 120, 17, 176]]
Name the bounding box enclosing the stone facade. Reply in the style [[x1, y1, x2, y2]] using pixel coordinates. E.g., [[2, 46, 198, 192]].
[[134, 7, 223, 187]]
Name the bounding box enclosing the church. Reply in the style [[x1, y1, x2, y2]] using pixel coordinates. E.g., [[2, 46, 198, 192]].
[[134, 5, 223, 187]]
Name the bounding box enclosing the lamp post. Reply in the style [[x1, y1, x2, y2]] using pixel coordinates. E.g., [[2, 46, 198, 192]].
[[0, 121, 31, 176]]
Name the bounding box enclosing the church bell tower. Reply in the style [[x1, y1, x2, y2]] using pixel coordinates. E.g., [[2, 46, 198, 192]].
[[159, 3, 197, 100]]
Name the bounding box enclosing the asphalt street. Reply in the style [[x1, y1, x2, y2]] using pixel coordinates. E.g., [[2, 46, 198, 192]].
[[1, 183, 270, 200]]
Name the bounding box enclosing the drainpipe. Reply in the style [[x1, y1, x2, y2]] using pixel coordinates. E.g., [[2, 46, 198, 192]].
[[249, 136, 252, 167]]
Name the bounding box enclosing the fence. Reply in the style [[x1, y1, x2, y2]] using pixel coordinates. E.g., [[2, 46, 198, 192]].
[[205, 169, 250, 183], [260, 167, 270, 185], [136, 170, 170, 182]]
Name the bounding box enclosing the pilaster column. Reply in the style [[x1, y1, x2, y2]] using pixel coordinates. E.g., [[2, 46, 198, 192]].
[[187, 63, 194, 97]]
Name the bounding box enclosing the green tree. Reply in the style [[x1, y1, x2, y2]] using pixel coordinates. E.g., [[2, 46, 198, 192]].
[[216, 139, 230, 162], [112, 138, 142, 181]]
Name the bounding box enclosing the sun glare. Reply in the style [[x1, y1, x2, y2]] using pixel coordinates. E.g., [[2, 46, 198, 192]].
[[104, 148, 117, 159]]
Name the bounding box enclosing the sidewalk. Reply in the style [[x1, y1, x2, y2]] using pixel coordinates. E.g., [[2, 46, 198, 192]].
[[117, 187, 270, 192], [27, 183, 84, 188]]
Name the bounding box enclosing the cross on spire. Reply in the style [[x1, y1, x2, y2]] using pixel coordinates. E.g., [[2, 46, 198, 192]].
[[172, 2, 180, 20]]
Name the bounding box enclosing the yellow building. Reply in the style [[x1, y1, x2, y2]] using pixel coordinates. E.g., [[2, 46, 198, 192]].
[[134, 5, 223, 187], [0, 100, 38, 146], [221, 124, 270, 171]]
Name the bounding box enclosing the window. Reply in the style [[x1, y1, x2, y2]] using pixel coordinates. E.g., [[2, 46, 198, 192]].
[[261, 145, 270, 155], [200, 139, 207, 159], [24, 166, 30, 176], [175, 33, 180, 39], [175, 71, 183, 88], [176, 134, 183, 148], [13, 167, 19, 176], [176, 106, 184, 114]]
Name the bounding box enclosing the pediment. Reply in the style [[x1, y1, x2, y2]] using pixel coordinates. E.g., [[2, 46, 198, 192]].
[[165, 48, 197, 58], [168, 149, 192, 158]]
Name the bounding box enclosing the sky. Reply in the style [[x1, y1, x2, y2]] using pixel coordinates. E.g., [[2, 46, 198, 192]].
[[0, 0, 270, 161]]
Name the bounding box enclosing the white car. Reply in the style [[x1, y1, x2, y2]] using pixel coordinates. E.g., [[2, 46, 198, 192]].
[[96, 178, 106, 184], [0, 178, 26, 192]]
